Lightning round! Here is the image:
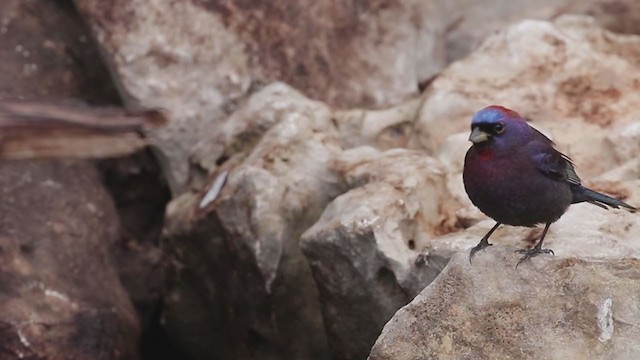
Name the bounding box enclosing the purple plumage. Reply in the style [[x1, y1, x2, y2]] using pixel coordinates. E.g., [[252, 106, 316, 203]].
[[463, 105, 636, 265]]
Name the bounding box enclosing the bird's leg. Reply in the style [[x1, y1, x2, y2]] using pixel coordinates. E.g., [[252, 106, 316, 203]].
[[469, 222, 501, 263], [516, 222, 555, 268]]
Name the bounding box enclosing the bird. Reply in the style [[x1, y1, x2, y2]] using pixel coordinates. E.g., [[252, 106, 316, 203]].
[[463, 105, 636, 266]]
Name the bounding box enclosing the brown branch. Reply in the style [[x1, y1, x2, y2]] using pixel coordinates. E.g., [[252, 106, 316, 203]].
[[0, 100, 167, 159]]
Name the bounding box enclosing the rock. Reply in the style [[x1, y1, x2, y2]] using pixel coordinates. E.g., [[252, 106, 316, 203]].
[[417, 16, 640, 236], [99, 151, 171, 325], [0, 2, 150, 358], [162, 84, 343, 360], [332, 98, 422, 150], [72, 0, 251, 191], [443, 0, 640, 62], [294, 15, 640, 360], [73, 0, 446, 190], [369, 246, 640, 360], [300, 147, 456, 360], [188, 82, 334, 186], [0, 160, 140, 359], [442, 0, 570, 61], [582, 0, 640, 35], [431, 203, 640, 258], [0, 0, 119, 103], [595, 157, 640, 207], [414, 15, 640, 180]]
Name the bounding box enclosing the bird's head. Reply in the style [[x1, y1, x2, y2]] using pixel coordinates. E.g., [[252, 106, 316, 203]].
[[468, 105, 532, 154]]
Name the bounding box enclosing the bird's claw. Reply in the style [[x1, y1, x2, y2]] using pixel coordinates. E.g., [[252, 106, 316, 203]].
[[515, 247, 554, 268], [469, 241, 492, 263]]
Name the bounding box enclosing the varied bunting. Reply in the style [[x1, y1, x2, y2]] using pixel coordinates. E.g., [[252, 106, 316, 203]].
[[463, 105, 636, 265]]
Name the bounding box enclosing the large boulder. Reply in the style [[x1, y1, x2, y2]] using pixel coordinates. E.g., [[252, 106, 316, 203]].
[[414, 15, 640, 179], [73, 0, 446, 190], [298, 15, 640, 360], [0, 1, 147, 358], [162, 84, 343, 360], [369, 246, 640, 360], [0, 0, 118, 102], [301, 147, 456, 360], [430, 201, 640, 258], [443, 0, 640, 62]]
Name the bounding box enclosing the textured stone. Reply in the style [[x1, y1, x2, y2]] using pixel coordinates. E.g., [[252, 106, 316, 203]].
[[73, 0, 446, 190], [443, 0, 640, 62], [162, 84, 343, 360], [369, 246, 640, 360], [414, 15, 640, 179], [299, 16, 640, 360], [430, 203, 640, 259], [300, 147, 455, 360], [0, 161, 140, 359], [0, 0, 118, 103], [0, 2, 145, 358], [332, 98, 422, 150]]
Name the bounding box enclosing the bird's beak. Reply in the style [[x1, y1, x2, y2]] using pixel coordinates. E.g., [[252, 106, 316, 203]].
[[468, 127, 490, 144]]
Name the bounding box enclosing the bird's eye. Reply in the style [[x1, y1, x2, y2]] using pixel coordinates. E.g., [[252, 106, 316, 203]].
[[494, 122, 505, 134]]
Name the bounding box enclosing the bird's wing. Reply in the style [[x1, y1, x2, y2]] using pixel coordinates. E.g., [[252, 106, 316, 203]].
[[531, 150, 582, 185], [527, 129, 582, 185]]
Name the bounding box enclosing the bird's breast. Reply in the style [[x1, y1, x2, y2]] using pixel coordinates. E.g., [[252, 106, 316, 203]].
[[463, 147, 571, 226]]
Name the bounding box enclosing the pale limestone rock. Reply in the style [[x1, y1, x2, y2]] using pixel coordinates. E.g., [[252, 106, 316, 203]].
[[333, 98, 422, 150], [414, 15, 640, 179], [443, 0, 640, 62], [301, 147, 455, 360], [162, 84, 343, 360], [74, 0, 447, 190], [73, 0, 251, 191], [369, 246, 640, 360], [189, 82, 334, 188], [428, 203, 640, 258]]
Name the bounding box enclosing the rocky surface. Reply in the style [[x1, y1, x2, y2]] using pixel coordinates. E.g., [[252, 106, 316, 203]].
[[0, 0, 119, 103], [369, 246, 640, 360], [443, 0, 640, 62], [300, 147, 455, 360], [296, 15, 640, 359], [162, 84, 343, 360], [0, 2, 167, 359], [0, 161, 140, 359], [159, 15, 640, 360], [414, 15, 640, 177], [431, 203, 640, 258], [73, 0, 446, 190]]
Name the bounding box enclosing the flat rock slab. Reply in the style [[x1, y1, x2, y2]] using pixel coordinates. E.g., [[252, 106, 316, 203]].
[[369, 246, 640, 360]]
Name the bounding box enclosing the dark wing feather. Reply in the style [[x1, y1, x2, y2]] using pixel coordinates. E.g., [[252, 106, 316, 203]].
[[532, 150, 581, 185], [527, 128, 581, 185], [527, 127, 635, 211]]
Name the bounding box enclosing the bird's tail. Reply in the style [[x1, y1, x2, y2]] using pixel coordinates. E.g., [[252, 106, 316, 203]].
[[571, 185, 636, 212]]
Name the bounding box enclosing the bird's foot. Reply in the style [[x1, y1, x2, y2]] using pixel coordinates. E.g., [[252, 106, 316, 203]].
[[515, 247, 554, 268], [469, 240, 492, 263]]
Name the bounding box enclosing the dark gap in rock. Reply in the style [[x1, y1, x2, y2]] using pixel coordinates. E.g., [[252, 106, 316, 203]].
[[96, 149, 178, 359], [376, 267, 408, 305], [140, 300, 195, 360], [52, 0, 122, 106], [215, 154, 230, 166], [247, 328, 272, 357], [19, 243, 33, 254]]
